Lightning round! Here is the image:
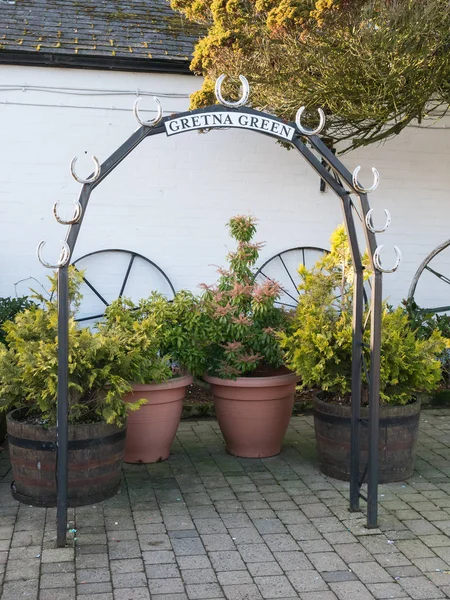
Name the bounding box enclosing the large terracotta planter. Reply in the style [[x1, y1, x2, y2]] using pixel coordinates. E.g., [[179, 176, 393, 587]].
[[123, 373, 193, 463], [314, 397, 421, 483], [204, 372, 299, 458], [7, 409, 125, 507]]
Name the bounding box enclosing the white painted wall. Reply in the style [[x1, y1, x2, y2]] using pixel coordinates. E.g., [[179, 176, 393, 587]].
[[1, 64, 450, 319]]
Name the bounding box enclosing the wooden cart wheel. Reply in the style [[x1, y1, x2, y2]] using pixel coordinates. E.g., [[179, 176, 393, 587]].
[[255, 247, 329, 309], [408, 238, 450, 314], [71, 249, 175, 323]]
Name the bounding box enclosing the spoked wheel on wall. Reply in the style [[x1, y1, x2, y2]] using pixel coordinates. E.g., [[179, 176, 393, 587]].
[[255, 247, 329, 309], [408, 238, 450, 314], [71, 249, 175, 323]]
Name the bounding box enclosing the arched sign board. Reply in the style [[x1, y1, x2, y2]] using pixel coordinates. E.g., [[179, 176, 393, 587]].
[[164, 109, 296, 141], [38, 88, 399, 546]]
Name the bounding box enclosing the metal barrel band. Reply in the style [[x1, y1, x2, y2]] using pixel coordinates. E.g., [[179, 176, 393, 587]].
[[8, 428, 126, 452], [313, 410, 420, 428]]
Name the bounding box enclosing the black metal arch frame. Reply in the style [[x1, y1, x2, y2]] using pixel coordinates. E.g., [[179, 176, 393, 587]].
[[72, 248, 176, 323], [51, 102, 389, 546]]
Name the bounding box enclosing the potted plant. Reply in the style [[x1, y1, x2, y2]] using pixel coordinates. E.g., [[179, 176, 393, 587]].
[[0, 295, 33, 443], [102, 291, 204, 463], [280, 226, 449, 482], [0, 270, 144, 507], [200, 215, 298, 458]]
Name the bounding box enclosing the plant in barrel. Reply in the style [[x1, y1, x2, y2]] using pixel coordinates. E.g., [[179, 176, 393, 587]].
[[0, 269, 144, 506], [279, 226, 448, 482]]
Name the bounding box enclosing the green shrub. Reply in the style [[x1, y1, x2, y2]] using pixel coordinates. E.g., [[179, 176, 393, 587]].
[[0, 269, 144, 426], [199, 215, 290, 378], [0, 296, 34, 346], [403, 298, 450, 386], [280, 226, 449, 405], [101, 290, 207, 382]]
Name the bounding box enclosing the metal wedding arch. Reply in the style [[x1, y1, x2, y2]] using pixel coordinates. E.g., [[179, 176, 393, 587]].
[[37, 75, 401, 546]]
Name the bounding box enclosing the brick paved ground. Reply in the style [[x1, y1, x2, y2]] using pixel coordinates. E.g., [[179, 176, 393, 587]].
[[1, 409, 450, 600]]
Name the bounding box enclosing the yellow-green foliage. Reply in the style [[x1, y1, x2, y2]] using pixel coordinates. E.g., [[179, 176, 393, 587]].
[[0, 269, 147, 426], [102, 290, 207, 381], [280, 226, 449, 404], [171, 0, 450, 150]]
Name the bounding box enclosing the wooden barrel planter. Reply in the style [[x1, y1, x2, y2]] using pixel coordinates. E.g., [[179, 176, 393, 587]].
[[7, 409, 126, 507], [0, 413, 6, 444], [314, 397, 421, 483]]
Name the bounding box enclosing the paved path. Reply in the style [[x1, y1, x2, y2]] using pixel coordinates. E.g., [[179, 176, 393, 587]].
[[1, 410, 450, 600]]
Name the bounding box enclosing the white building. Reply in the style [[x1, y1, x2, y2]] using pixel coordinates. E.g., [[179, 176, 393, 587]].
[[1, 0, 450, 319]]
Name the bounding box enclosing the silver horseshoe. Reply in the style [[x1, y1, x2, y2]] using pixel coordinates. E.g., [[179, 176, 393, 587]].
[[352, 166, 380, 193], [133, 96, 163, 127], [295, 106, 326, 136], [214, 74, 250, 108], [365, 208, 391, 233], [373, 245, 402, 274], [53, 201, 82, 225], [70, 156, 101, 184], [37, 240, 71, 269]]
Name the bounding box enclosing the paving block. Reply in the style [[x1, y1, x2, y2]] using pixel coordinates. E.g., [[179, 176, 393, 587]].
[[299, 592, 338, 600], [112, 571, 148, 588], [396, 540, 436, 560], [40, 572, 76, 588], [177, 555, 213, 570], [247, 562, 284, 577], [366, 582, 408, 599], [182, 568, 218, 584], [217, 570, 254, 585], [148, 577, 186, 595], [172, 537, 206, 556], [142, 550, 176, 564], [254, 574, 298, 598], [238, 543, 275, 563], [113, 588, 151, 600], [1, 578, 39, 600], [76, 553, 109, 569], [222, 583, 263, 600], [4, 558, 40, 581], [38, 589, 76, 600], [347, 562, 392, 584], [398, 575, 445, 599], [262, 534, 299, 553], [287, 570, 328, 593], [110, 558, 144, 573], [209, 550, 247, 571], [329, 580, 376, 600], [185, 582, 224, 599], [307, 552, 348, 572], [109, 541, 142, 560], [41, 547, 74, 563]]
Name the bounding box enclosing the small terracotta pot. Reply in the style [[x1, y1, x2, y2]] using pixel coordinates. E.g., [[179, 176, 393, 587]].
[[204, 372, 299, 458], [124, 373, 193, 463]]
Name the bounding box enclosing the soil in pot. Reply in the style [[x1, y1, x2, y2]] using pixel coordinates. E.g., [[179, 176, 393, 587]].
[[123, 373, 193, 463], [314, 397, 421, 483], [204, 370, 299, 458], [7, 409, 126, 508]]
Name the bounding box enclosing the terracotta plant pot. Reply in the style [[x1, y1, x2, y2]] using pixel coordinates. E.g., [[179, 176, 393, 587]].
[[314, 397, 421, 483], [123, 373, 193, 463], [204, 372, 299, 458]]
